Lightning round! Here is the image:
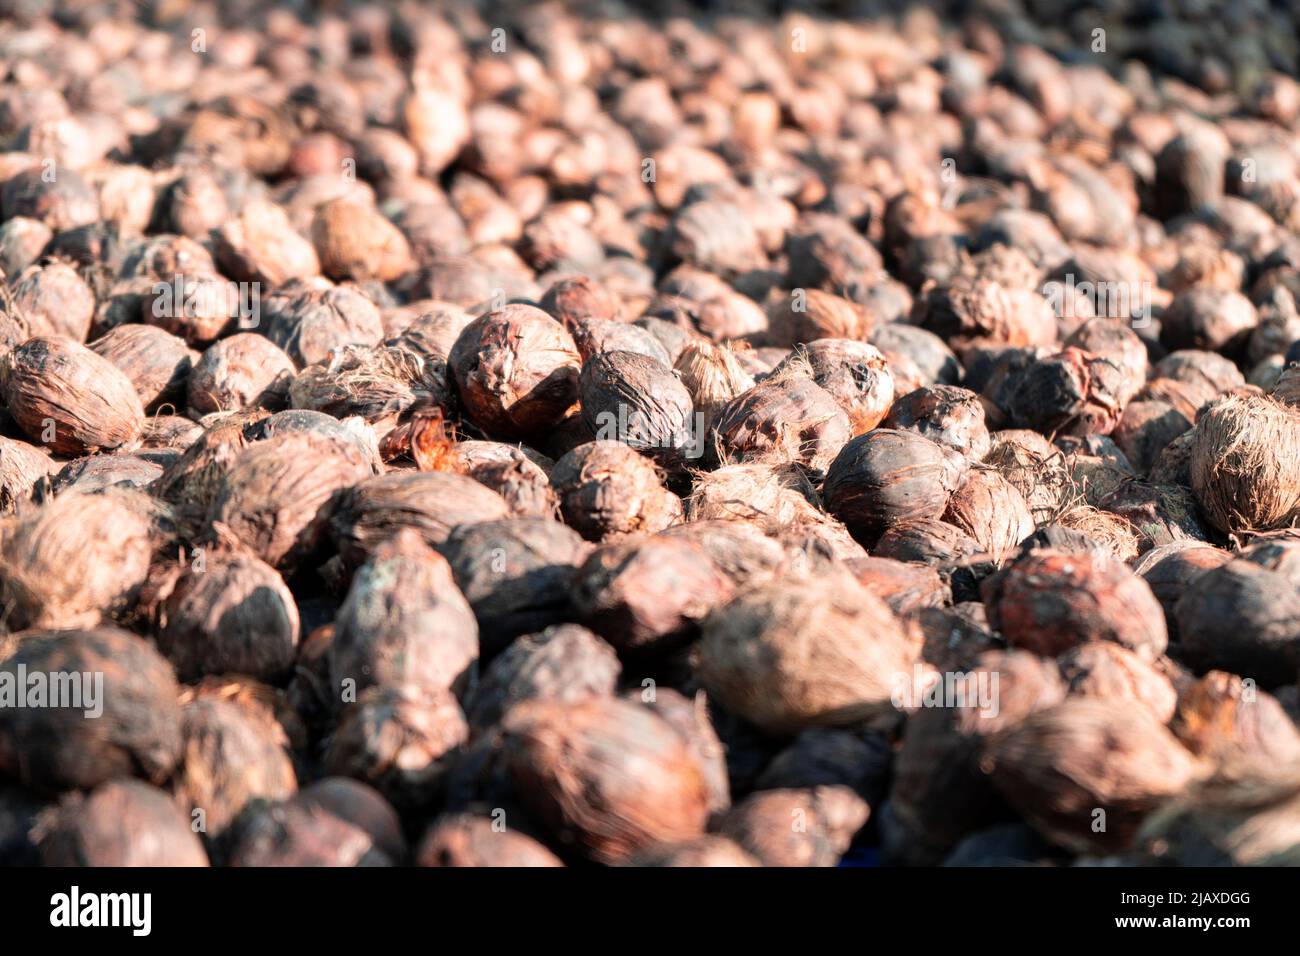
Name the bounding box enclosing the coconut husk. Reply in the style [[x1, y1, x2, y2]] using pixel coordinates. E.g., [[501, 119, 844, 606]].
[[696, 569, 919, 736], [0, 335, 144, 455], [502, 696, 711, 864]]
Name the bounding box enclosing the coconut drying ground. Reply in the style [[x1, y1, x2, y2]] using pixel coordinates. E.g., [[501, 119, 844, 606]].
[[0, 0, 1299, 870]]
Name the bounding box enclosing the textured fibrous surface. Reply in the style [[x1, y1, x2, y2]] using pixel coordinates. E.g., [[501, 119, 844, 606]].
[[824, 429, 965, 543], [5, 0, 1300, 871], [37, 780, 208, 867], [550, 441, 682, 541], [207, 432, 374, 570], [710, 372, 852, 473], [697, 572, 919, 735], [572, 535, 733, 657], [983, 549, 1169, 661], [449, 304, 581, 440], [1188, 394, 1300, 535], [330, 530, 479, 700], [982, 699, 1203, 853], [416, 814, 564, 867], [330, 470, 511, 570], [503, 697, 711, 864], [0, 628, 182, 794], [0, 488, 156, 630], [0, 336, 144, 454]]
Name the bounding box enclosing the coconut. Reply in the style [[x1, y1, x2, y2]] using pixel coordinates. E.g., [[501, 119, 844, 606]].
[[870, 322, 962, 398], [465, 624, 619, 731], [1057, 642, 1178, 723], [1175, 539, 1300, 686], [387, 305, 474, 362], [416, 814, 564, 867], [449, 304, 581, 441], [912, 277, 1053, 350], [330, 530, 478, 700], [764, 288, 872, 348], [1137, 768, 1300, 866], [324, 685, 468, 810], [673, 341, 754, 431], [0, 489, 156, 630], [214, 199, 321, 286], [0, 436, 54, 513], [571, 535, 734, 658], [51, 454, 163, 495], [709, 363, 852, 473], [139, 416, 202, 452], [627, 836, 759, 867], [330, 470, 511, 571], [844, 556, 950, 616], [687, 461, 822, 527], [883, 650, 1067, 865], [982, 698, 1203, 853], [873, 517, 985, 567], [407, 424, 556, 518], [755, 727, 893, 801], [565, 317, 669, 366], [1188, 393, 1300, 535], [312, 197, 414, 282], [943, 468, 1036, 558], [143, 272, 244, 346], [437, 518, 590, 654], [982, 347, 1127, 436], [884, 383, 990, 458], [224, 799, 394, 866], [1160, 287, 1258, 355], [1063, 318, 1148, 405], [290, 345, 446, 432], [208, 431, 374, 571], [983, 429, 1070, 525], [295, 778, 406, 863], [824, 429, 966, 545], [659, 519, 787, 589], [982, 548, 1168, 660], [261, 281, 386, 368], [152, 415, 259, 526], [1169, 671, 1300, 769], [144, 535, 301, 683], [0, 336, 144, 455], [720, 786, 869, 867], [1134, 541, 1233, 641], [0, 628, 182, 793], [172, 693, 297, 839], [696, 570, 918, 736], [774, 339, 894, 435], [1053, 504, 1142, 562], [550, 441, 682, 542], [188, 333, 296, 416], [502, 696, 711, 864], [89, 324, 196, 413], [579, 350, 697, 469], [10, 260, 95, 342], [1112, 400, 1193, 475], [1097, 480, 1207, 552], [36, 780, 207, 867]]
